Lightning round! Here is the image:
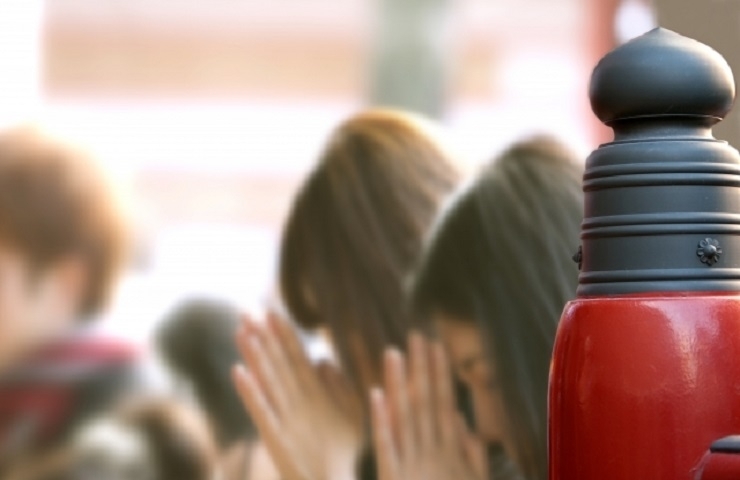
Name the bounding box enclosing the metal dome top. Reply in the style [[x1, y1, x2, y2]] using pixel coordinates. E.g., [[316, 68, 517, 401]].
[[589, 28, 735, 126]]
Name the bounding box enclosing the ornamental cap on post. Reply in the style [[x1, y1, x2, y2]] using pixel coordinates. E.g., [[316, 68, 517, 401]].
[[590, 27, 734, 126], [577, 28, 740, 296]]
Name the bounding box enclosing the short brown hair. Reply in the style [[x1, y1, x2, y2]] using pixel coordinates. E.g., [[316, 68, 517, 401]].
[[280, 109, 459, 390], [0, 127, 130, 319]]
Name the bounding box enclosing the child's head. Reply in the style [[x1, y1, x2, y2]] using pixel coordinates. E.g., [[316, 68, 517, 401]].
[[412, 136, 583, 480], [157, 298, 257, 450], [279, 108, 460, 391], [0, 127, 130, 365]]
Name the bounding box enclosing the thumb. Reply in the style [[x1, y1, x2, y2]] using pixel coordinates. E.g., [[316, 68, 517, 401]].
[[371, 388, 401, 480]]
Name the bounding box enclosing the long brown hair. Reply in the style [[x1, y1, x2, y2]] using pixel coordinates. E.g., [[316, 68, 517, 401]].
[[412, 136, 583, 480], [280, 108, 459, 390]]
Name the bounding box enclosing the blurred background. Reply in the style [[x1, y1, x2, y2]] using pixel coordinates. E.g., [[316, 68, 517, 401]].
[[2, 0, 737, 375]]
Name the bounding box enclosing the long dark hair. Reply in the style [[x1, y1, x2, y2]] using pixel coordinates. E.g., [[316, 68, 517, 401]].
[[412, 136, 583, 480], [280, 108, 459, 391]]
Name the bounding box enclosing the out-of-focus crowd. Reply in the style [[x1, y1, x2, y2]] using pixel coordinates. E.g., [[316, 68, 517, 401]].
[[0, 108, 583, 480]]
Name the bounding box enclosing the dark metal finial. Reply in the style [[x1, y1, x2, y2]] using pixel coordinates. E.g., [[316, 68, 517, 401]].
[[589, 27, 735, 127], [578, 28, 740, 295]]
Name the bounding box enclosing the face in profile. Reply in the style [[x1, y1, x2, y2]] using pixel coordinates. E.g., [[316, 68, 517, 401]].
[[434, 315, 513, 455], [0, 242, 80, 369]]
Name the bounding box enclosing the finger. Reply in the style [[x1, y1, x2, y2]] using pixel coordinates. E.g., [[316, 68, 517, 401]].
[[370, 388, 401, 480], [267, 310, 310, 367], [431, 341, 458, 447], [267, 311, 321, 393], [408, 332, 434, 449], [235, 315, 269, 366], [235, 327, 291, 414], [235, 323, 258, 374], [457, 415, 487, 480], [260, 315, 304, 402], [235, 316, 258, 360], [235, 322, 266, 376], [239, 313, 266, 341], [384, 348, 414, 459], [232, 365, 283, 448]]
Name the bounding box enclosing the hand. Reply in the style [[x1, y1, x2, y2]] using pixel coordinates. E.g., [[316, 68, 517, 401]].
[[371, 333, 487, 480], [233, 312, 364, 480]]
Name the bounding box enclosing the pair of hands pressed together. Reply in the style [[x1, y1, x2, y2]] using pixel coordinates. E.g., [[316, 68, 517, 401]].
[[233, 313, 365, 480], [233, 315, 486, 480], [371, 333, 487, 480]]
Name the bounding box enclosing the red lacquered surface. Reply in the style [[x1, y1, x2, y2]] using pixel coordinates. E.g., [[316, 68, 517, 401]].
[[695, 451, 740, 480], [549, 293, 740, 480]]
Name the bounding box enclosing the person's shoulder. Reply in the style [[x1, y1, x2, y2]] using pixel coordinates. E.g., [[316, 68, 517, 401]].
[[39, 330, 140, 369]]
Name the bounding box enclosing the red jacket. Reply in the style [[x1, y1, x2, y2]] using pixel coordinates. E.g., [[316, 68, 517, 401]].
[[0, 334, 140, 465]]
